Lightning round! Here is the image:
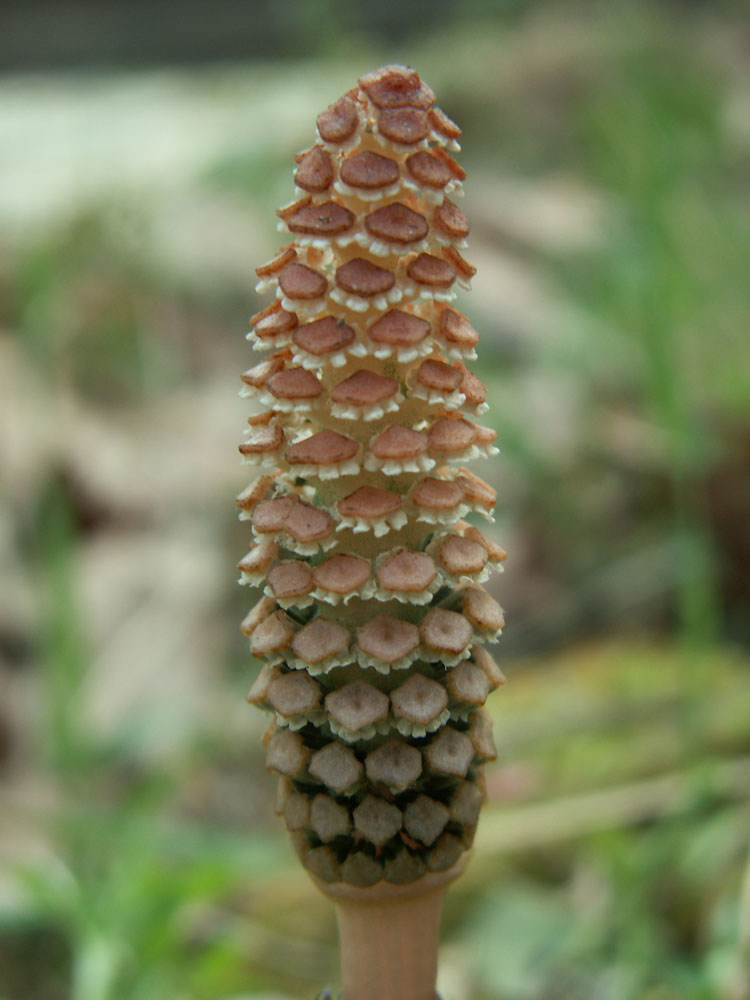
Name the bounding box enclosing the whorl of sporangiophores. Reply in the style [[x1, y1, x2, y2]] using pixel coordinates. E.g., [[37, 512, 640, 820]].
[[238, 65, 506, 888]]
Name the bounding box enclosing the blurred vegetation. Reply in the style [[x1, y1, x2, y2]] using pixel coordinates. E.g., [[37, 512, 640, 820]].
[[1, 2, 749, 999]]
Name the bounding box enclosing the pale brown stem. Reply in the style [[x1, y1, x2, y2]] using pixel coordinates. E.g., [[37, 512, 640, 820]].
[[313, 856, 469, 1000]]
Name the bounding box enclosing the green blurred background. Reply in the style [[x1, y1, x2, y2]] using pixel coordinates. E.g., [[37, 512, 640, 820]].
[[1, 1, 749, 998]]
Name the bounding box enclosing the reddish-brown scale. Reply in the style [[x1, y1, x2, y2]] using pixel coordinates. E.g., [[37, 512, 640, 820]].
[[340, 150, 400, 189], [286, 201, 355, 237], [337, 486, 403, 520], [377, 107, 430, 145], [406, 151, 452, 188], [332, 370, 399, 406], [294, 145, 335, 192], [370, 425, 428, 460], [368, 309, 430, 347], [434, 199, 470, 239], [317, 96, 359, 143], [407, 253, 456, 288], [336, 258, 395, 297], [286, 429, 359, 467], [293, 315, 355, 356], [278, 262, 328, 300], [365, 203, 429, 244]]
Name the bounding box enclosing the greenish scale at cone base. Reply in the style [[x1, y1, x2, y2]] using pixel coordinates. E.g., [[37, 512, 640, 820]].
[[238, 64, 506, 888]]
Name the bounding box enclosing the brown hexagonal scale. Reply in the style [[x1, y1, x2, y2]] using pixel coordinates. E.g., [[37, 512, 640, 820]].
[[250, 495, 297, 534], [434, 199, 470, 239], [325, 680, 389, 732], [370, 425, 428, 460], [246, 409, 276, 428], [336, 258, 395, 297], [455, 469, 496, 510], [429, 106, 461, 140], [255, 245, 297, 277], [309, 741, 362, 793], [337, 485, 403, 521], [365, 203, 428, 244], [471, 644, 506, 688], [444, 246, 477, 280], [313, 554, 371, 595], [461, 523, 507, 563], [265, 728, 309, 776], [246, 663, 275, 706], [282, 787, 311, 830], [428, 833, 465, 872], [424, 727, 474, 778], [304, 845, 341, 883], [470, 708, 497, 762], [241, 355, 285, 389], [403, 795, 449, 846], [376, 549, 437, 594], [446, 660, 491, 707], [340, 851, 383, 888], [368, 309, 430, 346], [463, 587, 505, 632], [277, 197, 311, 223], [474, 424, 497, 447], [340, 150, 399, 189], [449, 780, 484, 827], [332, 370, 399, 406], [250, 611, 294, 657], [240, 595, 276, 636], [357, 615, 420, 664], [406, 253, 456, 288], [454, 361, 487, 407], [353, 795, 403, 846], [377, 107, 430, 145], [420, 608, 473, 655], [360, 65, 435, 110], [384, 850, 427, 885], [265, 367, 323, 400], [253, 307, 298, 340], [268, 669, 321, 717], [278, 262, 328, 300], [286, 201, 354, 237], [438, 536, 488, 576], [390, 673, 448, 726], [292, 617, 351, 666], [433, 145, 466, 181], [284, 501, 335, 543], [286, 429, 358, 467], [317, 96, 359, 143], [310, 794, 351, 842], [238, 423, 283, 457], [293, 315, 355, 356], [294, 145, 334, 192], [439, 307, 480, 348], [405, 151, 452, 188], [428, 417, 476, 454], [364, 738, 422, 792], [417, 358, 463, 393], [266, 561, 314, 601], [410, 477, 465, 511], [238, 541, 279, 576]]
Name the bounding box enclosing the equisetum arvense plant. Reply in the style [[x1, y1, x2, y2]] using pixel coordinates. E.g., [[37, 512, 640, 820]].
[[238, 65, 505, 1000]]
